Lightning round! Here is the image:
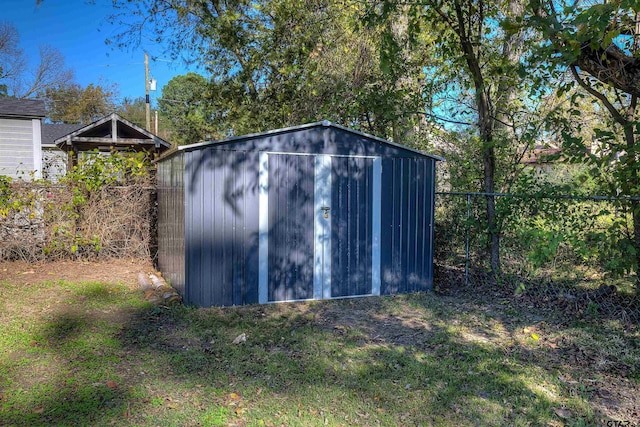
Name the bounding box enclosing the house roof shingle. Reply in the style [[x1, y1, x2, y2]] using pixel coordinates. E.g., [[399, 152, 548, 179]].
[[0, 97, 46, 119], [41, 123, 84, 146]]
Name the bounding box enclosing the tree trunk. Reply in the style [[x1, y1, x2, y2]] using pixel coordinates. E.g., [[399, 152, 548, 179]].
[[623, 96, 640, 288], [453, 0, 501, 275], [479, 102, 500, 275], [483, 144, 500, 275], [632, 201, 640, 288]]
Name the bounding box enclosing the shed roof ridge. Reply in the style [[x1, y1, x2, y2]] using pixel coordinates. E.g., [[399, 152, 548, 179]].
[[171, 120, 444, 162]]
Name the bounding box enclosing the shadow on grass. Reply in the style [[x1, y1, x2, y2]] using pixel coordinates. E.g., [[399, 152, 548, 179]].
[[1, 285, 605, 426], [0, 282, 137, 427]]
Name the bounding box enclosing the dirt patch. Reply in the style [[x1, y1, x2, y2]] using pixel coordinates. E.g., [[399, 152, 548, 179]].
[[0, 258, 155, 289]]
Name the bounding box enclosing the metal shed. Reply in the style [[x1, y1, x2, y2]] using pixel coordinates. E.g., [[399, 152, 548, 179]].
[[157, 121, 443, 307]]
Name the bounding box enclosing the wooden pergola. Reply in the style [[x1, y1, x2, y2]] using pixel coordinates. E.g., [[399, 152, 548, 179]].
[[54, 113, 172, 169]]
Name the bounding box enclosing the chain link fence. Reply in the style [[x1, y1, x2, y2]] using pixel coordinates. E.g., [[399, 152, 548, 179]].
[[434, 192, 640, 324]]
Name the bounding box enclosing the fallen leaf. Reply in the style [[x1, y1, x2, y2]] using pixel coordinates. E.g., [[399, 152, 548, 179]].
[[106, 380, 118, 389], [229, 392, 241, 400], [233, 333, 247, 344], [33, 407, 44, 414], [531, 333, 540, 340]]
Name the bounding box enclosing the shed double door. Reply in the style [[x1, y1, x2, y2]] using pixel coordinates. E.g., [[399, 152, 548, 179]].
[[259, 153, 380, 303]]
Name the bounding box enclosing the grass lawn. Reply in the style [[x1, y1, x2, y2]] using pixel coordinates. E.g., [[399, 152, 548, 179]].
[[0, 261, 638, 426]]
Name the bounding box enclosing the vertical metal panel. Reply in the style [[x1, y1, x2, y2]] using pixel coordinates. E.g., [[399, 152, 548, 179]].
[[380, 158, 434, 295], [314, 155, 331, 300], [330, 157, 374, 297], [157, 152, 185, 297], [267, 154, 315, 301], [184, 148, 259, 307], [427, 159, 435, 288], [242, 151, 261, 305], [185, 150, 203, 305]]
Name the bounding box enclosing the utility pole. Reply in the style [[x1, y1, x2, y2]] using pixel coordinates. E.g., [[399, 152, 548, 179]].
[[145, 52, 151, 131]]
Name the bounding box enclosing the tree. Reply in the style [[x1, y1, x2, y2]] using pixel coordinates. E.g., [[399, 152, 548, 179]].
[[524, 0, 640, 282], [0, 21, 25, 96], [368, 0, 541, 275], [0, 21, 73, 99], [109, 0, 432, 141], [158, 73, 216, 145], [45, 83, 116, 124], [117, 97, 147, 129]]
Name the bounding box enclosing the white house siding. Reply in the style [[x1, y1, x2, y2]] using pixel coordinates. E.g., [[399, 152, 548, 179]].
[[32, 119, 42, 179], [0, 117, 39, 180]]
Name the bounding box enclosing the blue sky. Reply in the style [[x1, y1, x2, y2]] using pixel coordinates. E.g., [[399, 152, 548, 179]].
[[4, 0, 200, 104]]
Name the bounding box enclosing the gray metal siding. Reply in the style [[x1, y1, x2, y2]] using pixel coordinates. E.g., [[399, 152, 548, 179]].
[[380, 157, 434, 294], [267, 154, 315, 301], [157, 153, 186, 296], [184, 149, 259, 307], [330, 157, 374, 297], [157, 123, 438, 307]]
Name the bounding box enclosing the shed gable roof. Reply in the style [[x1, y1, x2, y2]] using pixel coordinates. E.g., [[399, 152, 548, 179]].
[[54, 112, 172, 153], [162, 121, 444, 161], [0, 98, 46, 119]]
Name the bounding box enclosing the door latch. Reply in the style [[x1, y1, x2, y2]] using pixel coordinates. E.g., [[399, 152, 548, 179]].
[[321, 206, 331, 219]]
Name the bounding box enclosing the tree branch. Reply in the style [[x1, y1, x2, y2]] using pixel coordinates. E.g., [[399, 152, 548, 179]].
[[570, 65, 627, 126], [408, 110, 474, 126]]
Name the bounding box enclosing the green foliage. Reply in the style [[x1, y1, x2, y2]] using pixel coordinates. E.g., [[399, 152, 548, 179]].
[[0, 175, 40, 220], [500, 169, 637, 278], [111, 0, 433, 142], [45, 83, 116, 125], [158, 73, 215, 145], [62, 150, 150, 192], [117, 97, 147, 129], [109, 0, 640, 284], [0, 175, 12, 207]]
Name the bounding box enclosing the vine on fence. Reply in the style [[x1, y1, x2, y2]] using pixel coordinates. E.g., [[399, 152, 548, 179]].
[[435, 187, 640, 322], [0, 150, 154, 261]]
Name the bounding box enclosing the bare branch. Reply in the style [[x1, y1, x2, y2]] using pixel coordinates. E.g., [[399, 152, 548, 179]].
[[15, 45, 74, 98], [0, 22, 26, 81]]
